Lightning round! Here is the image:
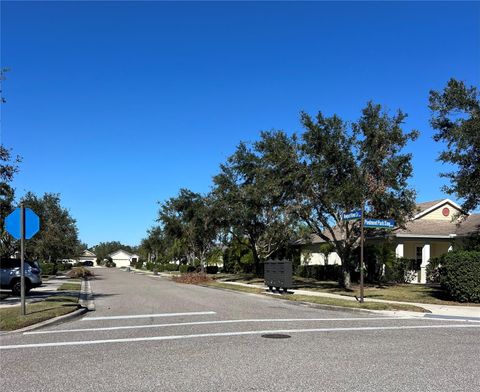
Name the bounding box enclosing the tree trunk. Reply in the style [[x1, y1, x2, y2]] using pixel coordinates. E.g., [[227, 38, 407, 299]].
[[251, 246, 261, 277], [340, 267, 351, 289], [247, 236, 262, 277]]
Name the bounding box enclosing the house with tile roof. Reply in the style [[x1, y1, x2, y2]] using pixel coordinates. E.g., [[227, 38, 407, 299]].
[[299, 199, 480, 283]]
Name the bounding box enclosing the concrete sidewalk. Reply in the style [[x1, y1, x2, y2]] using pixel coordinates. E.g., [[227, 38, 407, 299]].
[[221, 281, 480, 319]]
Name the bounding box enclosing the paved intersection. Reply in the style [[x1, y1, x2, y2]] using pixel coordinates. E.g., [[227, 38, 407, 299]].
[[1, 268, 479, 392]]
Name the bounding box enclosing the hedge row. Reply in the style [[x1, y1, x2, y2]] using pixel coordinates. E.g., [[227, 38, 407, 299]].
[[38, 262, 73, 275], [439, 251, 480, 303], [150, 263, 179, 272], [179, 265, 197, 274], [295, 265, 342, 281]]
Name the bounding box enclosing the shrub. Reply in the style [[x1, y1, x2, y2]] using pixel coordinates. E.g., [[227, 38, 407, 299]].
[[172, 273, 211, 284], [179, 265, 196, 273], [426, 256, 442, 284], [66, 267, 94, 278], [384, 258, 418, 283], [57, 262, 73, 271], [295, 265, 342, 281], [145, 261, 155, 271], [38, 262, 55, 275], [439, 251, 480, 303], [206, 265, 219, 274], [105, 261, 116, 268], [134, 260, 144, 269], [155, 263, 179, 272], [165, 263, 179, 272]]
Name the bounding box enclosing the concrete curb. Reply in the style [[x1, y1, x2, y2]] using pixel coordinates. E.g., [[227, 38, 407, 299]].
[[200, 283, 381, 315], [0, 277, 96, 335], [201, 283, 434, 317], [0, 307, 88, 335], [79, 279, 95, 311]]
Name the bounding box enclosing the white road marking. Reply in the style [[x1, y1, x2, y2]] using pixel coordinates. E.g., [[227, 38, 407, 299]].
[[82, 311, 216, 321], [3, 324, 480, 350], [25, 317, 414, 335]]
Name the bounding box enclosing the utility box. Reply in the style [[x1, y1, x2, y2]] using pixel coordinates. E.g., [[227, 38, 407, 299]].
[[264, 259, 293, 292]]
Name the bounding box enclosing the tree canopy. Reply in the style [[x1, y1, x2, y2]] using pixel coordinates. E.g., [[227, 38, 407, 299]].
[[157, 189, 218, 270], [212, 139, 297, 275], [91, 241, 136, 263], [21, 192, 81, 261], [429, 78, 480, 212], [258, 102, 418, 287], [0, 145, 22, 257]]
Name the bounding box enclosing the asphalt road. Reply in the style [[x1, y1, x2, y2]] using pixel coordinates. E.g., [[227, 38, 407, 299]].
[[1, 268, 479, 392]]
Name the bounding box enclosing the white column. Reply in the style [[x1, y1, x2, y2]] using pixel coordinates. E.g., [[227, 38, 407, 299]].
[[395, 243, 404, 258], [420, 244, 431, 284]]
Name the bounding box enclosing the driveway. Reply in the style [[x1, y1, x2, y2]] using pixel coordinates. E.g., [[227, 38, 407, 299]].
[[1, 268, 479, 392]]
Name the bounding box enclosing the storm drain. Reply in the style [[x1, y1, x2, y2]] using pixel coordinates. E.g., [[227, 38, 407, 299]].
[[261, 334, 291, 339]]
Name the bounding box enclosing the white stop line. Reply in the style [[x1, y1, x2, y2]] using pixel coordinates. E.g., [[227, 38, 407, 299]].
[[24, 316, 413, 335], [2, 323, 480, 350], [82, 311, 217, 321]]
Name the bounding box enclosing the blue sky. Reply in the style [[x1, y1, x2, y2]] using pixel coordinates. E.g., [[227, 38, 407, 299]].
[[1, 1, 479, 247]]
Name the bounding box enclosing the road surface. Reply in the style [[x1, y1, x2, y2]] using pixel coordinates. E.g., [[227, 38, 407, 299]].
[[1, 268, 479, 392]]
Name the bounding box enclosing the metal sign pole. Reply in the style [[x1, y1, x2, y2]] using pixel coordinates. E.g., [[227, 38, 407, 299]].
[[359, 202, 365, 303], [20, 203, 26, 315]]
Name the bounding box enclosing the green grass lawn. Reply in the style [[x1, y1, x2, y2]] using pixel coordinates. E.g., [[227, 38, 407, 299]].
[[203, 281, 428, 312], [279, 294, 428, 312], [297, 280, 480, 306], [221, 274, 480, 306], [205, 281, 264, 294], [0, 296, 80, 331], [57, 282, 82, 291]]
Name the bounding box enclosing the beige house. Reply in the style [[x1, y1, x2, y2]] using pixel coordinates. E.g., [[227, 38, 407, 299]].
[[300, 199, 480, 284], [108, 249, 140, 268]]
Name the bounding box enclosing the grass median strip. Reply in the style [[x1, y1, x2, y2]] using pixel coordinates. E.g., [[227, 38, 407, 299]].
[[205, 281, 264, 294], [203, 281, 429, 313], [0, 296, 80, 331], [57, 282, 82, 291]]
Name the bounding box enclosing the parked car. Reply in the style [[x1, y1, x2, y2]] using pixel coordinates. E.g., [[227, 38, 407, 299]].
[[83, 260, 94, 267], [0, 258, 43, 295]]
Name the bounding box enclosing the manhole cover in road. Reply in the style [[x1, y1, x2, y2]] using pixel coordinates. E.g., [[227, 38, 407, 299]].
[[261, 334, 291, 339]]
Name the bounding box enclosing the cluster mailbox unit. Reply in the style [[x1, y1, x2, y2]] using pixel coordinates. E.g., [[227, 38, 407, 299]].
[[264, 259, 293, 293]]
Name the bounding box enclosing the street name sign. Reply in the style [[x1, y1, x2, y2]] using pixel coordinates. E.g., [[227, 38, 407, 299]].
[[5, 207, 40, 240], [364, 218, 395, 229], [342, 210, 362, 220]]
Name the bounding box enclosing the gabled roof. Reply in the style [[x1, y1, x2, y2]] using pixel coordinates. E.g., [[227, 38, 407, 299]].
[[108, 249, 138, 258], [454, 214, 480, 236], [413, 198, 463, 220], [393, 214, 480, 238], [81, 249, 96, 257], [415, 199, 445, 214], [298, 199, 479, 245]]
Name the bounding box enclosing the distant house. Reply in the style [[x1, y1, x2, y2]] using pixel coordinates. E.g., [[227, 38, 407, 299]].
[[299, 199, 480, 284], [108, 250, 140, 268], [76, 249, 97, 266]]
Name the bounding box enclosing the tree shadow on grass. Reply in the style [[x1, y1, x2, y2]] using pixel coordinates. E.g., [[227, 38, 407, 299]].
[[26, 303, 79, 315], [292, 278, 348, 292]]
